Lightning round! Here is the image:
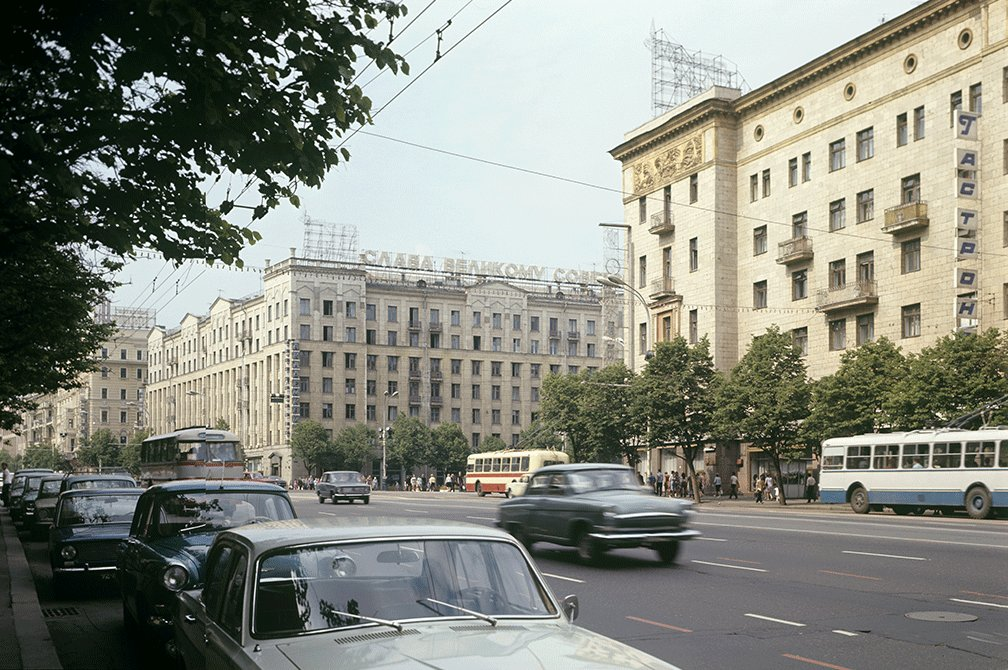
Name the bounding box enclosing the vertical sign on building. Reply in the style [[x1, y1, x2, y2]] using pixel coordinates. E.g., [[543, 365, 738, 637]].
[[954, 109, 979, 334], [285, 339, 300, 439]]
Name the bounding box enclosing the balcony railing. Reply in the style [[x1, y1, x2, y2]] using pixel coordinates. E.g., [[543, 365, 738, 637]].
[[548, 328, 561, 338], [882, 200, 928, 234], [776, 236, 813, 265], [407, 320, 422, 331], [430, 370, 443, 380], [648, 210, 674, 235], [567, 330, 579, 340], [430, 395, 443, 407], [408, 368, 422, 379], [815, 280, 878, 313], [428, 322, 443, 333], [648, 276, 678, 301], [408, 393, 422, 404]]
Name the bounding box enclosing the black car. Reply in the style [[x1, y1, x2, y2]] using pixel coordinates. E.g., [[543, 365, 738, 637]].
[[7, 468, 54, 519], [116, 479, 296, 650], [49, 488, 143, 594], [11, 471, 56, 529], [28, 474, 65, 538], [60, 472, 137, 493], [498, 463, 700, 564]]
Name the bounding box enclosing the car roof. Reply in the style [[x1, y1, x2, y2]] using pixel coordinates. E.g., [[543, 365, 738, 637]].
[[532, 463, 631, 474], [65, 473, 135, 481], [13, 468, 54, 475], [321, 470, 362, 475], [60, 487, 143, 498], [144, 479, 287, 494], [219, 517, 512, 553]]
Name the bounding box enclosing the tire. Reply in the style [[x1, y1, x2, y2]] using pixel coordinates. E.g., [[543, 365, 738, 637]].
[[476, 482, 485, 498], [965, 486, 992, 519], [363, 498, 370, 505], [504, 488, 512, 499], [911, 507, 926, 516], [508, 523, 533, 550], [656, 542, 680, 564], [575, 528, 603, 565], [318, 495, 325, 504], [849, 486, 870, 514], [331, 495, 338, 504], [892, 505, 911, 515]]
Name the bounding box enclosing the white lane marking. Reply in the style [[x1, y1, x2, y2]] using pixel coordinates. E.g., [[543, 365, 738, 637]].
[[842, 550, 927, 561], [950, 598, 1008, 610], [692, 560, 767, 573], [966, 635, 1004, 645], [744, 613, 806, 627], [319, 511, 338, 516], [404, 509, 429, 514], [693, 520, 1008, 550], [541, 572, 585, 584], [697, 511, 1008, 537], [833, 629, 859, 637], [465, 516, 498, 521], [696, 537, 727, 542]]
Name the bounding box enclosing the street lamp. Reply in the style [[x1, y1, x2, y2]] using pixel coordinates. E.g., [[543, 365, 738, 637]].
[[381, 390, 399, 490], [185, 389, 206, 427], [597, 275, 654, 361]]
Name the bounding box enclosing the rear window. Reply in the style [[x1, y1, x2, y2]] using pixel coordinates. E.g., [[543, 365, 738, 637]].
[[69, 478, 135, 490]]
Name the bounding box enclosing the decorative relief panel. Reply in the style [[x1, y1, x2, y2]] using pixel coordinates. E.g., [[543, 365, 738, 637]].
[[630, 132, 704, 196]]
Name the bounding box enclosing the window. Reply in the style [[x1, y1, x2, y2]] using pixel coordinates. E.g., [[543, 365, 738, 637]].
[[450, 310, 461, 326], [638, 196, 646, 224], [365, 303, 376, 320], [472, 384, 481, 400], [387, 305, 397, 322], [761, 169, 770, 197], [749, 174, 759, 202], [322, 403, 333, 419], [914, 105, 925, 140], [829, 139, 846, 171], [856, 251, 874, 282], [472, 311, 481, 327], [586, 320, 595, 336], [345, 404, 356, 420], [901, 173, 920, 203], [299, 324, 311, 340], [366, 380, 376, 396], [344, 352, 356, 369], [792, 211, 807, 237], [902, 304, 921, 338], [663, 185, 671, 218], [689, 173, 698, 203], [638, 255, 647, 288], [366, 329, 376, 345], [491, 337, 501, 352], [661, 315, 672, 342], [387, 330, 397, 346], [345, 378, 356, 394], [788, 157, 798, 187], [689, 237, 698, 272], [688, 309, 698, 344], [451, 334, 460, 349], [829, 259, 846, 290], [753, 281, 767, 309], [530, 363, 540, 378], [451, 359, 461, 374], [530, 316, 539, 332], [451, 383, 461, 399], [320, 351, 334, 368], [801, 152, 811, 182], [969, 82, 982, 113], [491, 385, 501, 401], [345, 327, 356, 343], [856, 127, 874, 161], [639, 323, 647, 352], [471, 360, 481, 376], [896, 112, 908, 146], [753, 226, 767, 255], [792, 327, 808, 356], [473, 335, 481, 350], [299, 298, 311, 316], [529, 340, 539, 354], [512, 314, 521, 330], [491, 409, 501, 425], [950, 90, 963, 126], [856, 313, 874, 345], [856, 189, 874, 223], [1004, 139, 1008, 175], [491, 361, 502, 377], [829, 319, 847, 351], [792, 270, 807, 300], [901, 238, 921, 273], [321, 325, 333, 342], [829, 198, 846, 231], [120, 367, 127, 378], [491, 312, 502, 329], [388, 355, 399, 372]]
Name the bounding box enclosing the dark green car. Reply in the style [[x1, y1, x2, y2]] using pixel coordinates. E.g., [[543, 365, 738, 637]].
[[498, 463, 700, 565]]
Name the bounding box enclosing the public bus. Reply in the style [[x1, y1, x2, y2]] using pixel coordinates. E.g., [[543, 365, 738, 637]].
[[465, 449, 570, 497], [140, 426, 245, 484], [819, 428, 1008, 518]]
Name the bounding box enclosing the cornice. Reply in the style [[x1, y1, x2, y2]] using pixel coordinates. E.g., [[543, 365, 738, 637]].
[[610, 99, 737, 164]]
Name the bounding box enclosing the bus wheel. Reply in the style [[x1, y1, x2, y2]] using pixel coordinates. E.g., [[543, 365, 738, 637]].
[[504, 488, 512, 499], [849, 486, 870, 514], [892, 505, 911, 515], [911, 506, 926, 516], [476, 482, 485, 497], [965, 486, 992, 519]]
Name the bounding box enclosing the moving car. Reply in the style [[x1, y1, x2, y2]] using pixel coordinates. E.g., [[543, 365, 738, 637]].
[[49, 488, 143, 594], [498, 463, 700, 564], [505, 474, 531, 498], [174, 518, 681, 670], [117, 479, 296, 649], [316, 471, 370, 504]]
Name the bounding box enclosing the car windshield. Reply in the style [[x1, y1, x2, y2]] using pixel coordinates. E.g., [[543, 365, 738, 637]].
[[69, 478, 135, 489], [253, 539, 557, 638], [39, 479, 63, 498], [154, 491, 295, 537], [566, 469, 640, 493], [328, 472, 364, 483], [25, 477, 44, 494], [57, 494, 141, 526]]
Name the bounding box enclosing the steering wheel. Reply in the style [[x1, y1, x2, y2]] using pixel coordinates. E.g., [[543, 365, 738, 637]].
[[459, 586, 501, 611], [330, 556, 357, 578]]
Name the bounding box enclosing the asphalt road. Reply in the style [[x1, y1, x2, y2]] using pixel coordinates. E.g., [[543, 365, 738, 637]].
[[17, 490, 1008, 670]]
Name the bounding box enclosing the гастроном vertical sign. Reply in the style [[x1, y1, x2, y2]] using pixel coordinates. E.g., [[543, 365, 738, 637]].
[[954, 109, 979, 333]]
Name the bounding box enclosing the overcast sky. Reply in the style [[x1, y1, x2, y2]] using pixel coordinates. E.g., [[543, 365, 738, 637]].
[[114, 0, 923, 327]]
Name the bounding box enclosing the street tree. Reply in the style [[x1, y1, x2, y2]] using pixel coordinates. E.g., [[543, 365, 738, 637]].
[[75, 429, 121, 470], [804, 337, 907, 445], [883, 329, 1008, 429], [476, 435, 508, 454], [515, 419, 564, 452], [713, 326, 811, 505], [121, 428, 154, 476], [213, 418, 231, 431], [540, 372, 592, 461], [333, 423, 377, 471], [633, 337, 718, 503], [0, 1, 409, 429], [581, 363, 645, 465], [429, 423, 469, 475], [290, 420, 330, 477], [21, 443, 64, 471], [387, 416, 431, 483]]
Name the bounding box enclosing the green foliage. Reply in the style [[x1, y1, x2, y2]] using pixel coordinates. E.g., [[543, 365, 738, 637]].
[[515, 420, 564, 452], [290, 420, 330, 477], [804, 337, 907, 444], [882, 329, 1008, 429], [75, 429, 122, 469], [477, 435, 508, 454], [21, 442, 64, 470], [0, 448, 18, 470], [387, 416, 431, 475], [213, 418, 231, 431], [0, 1, 408, 429], [333, 423, 376, 471], [120, 428, 153, 476], [429, 423, 469, 474]]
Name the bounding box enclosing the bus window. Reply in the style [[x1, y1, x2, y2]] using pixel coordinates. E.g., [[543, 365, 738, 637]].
[[873, 445, 899, 470], [902, 444, 929, 469], [475, 459, 483, 473], [501, 457, 510, 472], [491, 458, 501, 472], [466, 462, 474, 473], [965, 441, 995, 468], [821, 454, 844, 470], [511, 458, 521, 472], [521, 456, 530, 470], [846, 446, 870, 469], [1000, 441, 1008, 468], [932, 442, 962, 469]]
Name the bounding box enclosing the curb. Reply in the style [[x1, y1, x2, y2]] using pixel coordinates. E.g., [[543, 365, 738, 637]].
[[1, 513, 63, 670]]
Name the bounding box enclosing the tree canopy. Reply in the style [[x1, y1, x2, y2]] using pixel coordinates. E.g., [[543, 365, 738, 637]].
[[290, 420, 330, 477], [429, 423, 470, 475], [332, 423, 376, 471], [0, 1, 409, 429]]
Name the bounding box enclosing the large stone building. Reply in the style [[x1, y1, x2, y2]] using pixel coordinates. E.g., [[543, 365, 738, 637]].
[[610, 0, 1007, 481], [145, 252, 606, 484], [611, 0, 1006, 382]]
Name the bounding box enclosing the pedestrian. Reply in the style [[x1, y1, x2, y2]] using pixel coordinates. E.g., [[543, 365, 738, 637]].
[[805, 472, 818, 503], [647, 471, 656, 495], [446, 472, 455, 492], [764, 473, 775, 501], [1, 462, 11, 507], [428, 473, 436, 491], [713, 473, 722, 497], [755, 476, 764, 503], [656, 470, 664, 496], [729, 472, 739, 500]]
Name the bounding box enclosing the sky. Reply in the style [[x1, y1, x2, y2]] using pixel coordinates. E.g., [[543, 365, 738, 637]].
[[113, 0, 925, 327]]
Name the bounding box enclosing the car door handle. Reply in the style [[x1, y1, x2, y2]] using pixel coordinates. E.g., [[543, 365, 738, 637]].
[[184, 614, 197, 623]]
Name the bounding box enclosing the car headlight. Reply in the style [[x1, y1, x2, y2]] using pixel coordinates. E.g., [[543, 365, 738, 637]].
[[61, 546, 77, 561], [162, 565, 189, 592]]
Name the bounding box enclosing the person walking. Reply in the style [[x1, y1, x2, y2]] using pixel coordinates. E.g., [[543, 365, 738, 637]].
[[713, 473, 722, 497], [1, 462, 11, 507], [805, 472, 818, 503], [755, 476, 764, 503], [729, 472, 739, 500], [764, 473, 775, 501]]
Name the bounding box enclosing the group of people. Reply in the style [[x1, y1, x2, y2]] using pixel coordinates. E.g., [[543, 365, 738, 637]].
[[645, 470, 739, 499], [398, 472, 462, 492]]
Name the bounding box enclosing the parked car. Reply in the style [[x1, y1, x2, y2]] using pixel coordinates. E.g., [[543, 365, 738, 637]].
[[498, 463, 700, 565], [60, 472, 137, 493], [11, 471, 56, 529], [174, 518, 681, 670], [49, 488, 143, 594], [316, 471, 370, 504], [505, 474, 531, 498], [7, 468, 54, 521], [28, 474, 66, 538], [117, 479, 296, 650]]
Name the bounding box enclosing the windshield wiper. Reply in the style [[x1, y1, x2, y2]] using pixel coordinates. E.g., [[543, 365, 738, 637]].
[[179, 523, 211, 534], [422, 598, 497, 626], [330, 610, 403, 632]]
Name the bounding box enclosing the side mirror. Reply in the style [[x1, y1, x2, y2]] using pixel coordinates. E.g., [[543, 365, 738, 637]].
[[561, 594, 579, 622]]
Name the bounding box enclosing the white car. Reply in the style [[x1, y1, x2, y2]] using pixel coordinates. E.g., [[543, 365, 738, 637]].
[[505, 474, 530, 498]]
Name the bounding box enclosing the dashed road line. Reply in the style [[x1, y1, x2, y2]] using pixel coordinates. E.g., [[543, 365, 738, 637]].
[[319, 511, 338, 516], [692, 560, 767, 573], [403, 508, 429, 514], [541, 572, 584, 584], [625, 615, 692, 633], [950, 597, 1008, 610], [842, 550, 926, 561], [715, 556, 763, 565], [781, 653, 851, 670], [465, 516, 498, 521], [696, 536, 727, 542], [818, 569, 881, 581], [832, 630, 859, 637], [745, 613, 806, 627], [961, 590, 1008, 601]]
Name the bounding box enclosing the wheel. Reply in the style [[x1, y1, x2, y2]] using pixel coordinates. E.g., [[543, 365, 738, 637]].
[[911, 507, 926, 516], [892, 505, 911, 515], [331, 495, 339, 504], [575, 528, 603, 565], [475, 482, 486, 498], [363, 498, 369, 505], [318, 495, 325, 504], [849, 486, 870, 514], [504, 488, 512, 499], [656, 542, 680, 564], [508, 523, 533, 550], [965, 486, 992, 519]]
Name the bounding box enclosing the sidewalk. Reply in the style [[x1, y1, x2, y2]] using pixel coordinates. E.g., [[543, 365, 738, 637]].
[[0, 508, 63, 670]]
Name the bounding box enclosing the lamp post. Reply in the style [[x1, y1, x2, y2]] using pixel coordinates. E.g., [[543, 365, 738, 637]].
[[597, 274, 654, 361], [185, 389, 205, 427], [381, 390, 399, 490]]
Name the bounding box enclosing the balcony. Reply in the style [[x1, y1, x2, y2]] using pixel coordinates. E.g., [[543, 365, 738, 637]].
[[430, 395, 443, 407], [407, 320, 422, 331], [428, 322, 442, 333], [548, 329, 561, 338], [409, 393, 422, 404], [882, 201, 928, 234], [408, 368, 422, 380], [567, 330, 580, 340], [648, 276, 679, 301], [776, 236, 814, 265], [648, 210, 674, 235], [816, 280, 878, 313], [430, 370, 443, 380]]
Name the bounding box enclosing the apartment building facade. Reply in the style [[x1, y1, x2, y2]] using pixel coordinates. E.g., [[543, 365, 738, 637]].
[[145, 253, 605, 483]]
